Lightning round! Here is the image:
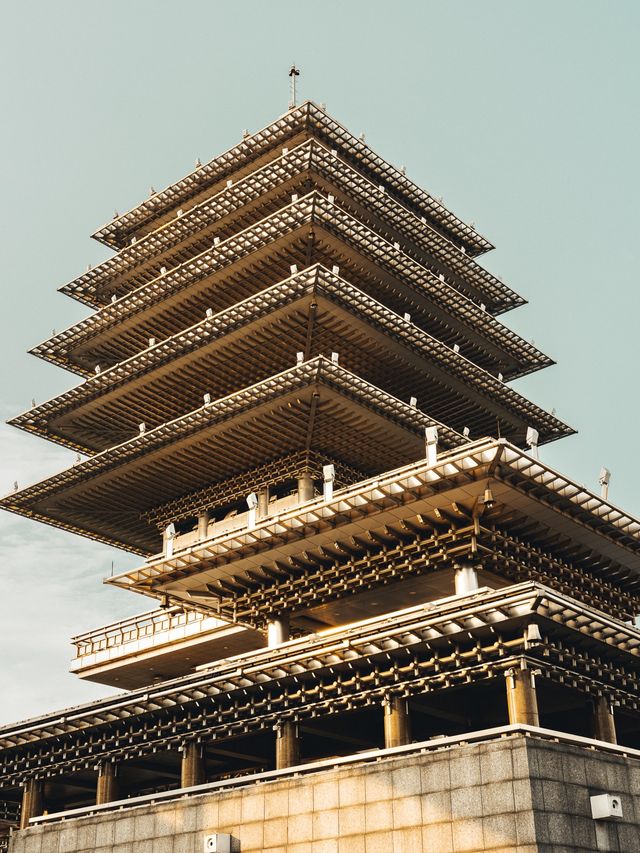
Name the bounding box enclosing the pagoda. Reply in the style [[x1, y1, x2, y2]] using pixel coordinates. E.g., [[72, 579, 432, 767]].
[[2, 99, 640, 853]]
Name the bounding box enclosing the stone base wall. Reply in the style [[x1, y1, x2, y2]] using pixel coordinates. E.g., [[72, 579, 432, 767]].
[[9, 734, 640, 853]]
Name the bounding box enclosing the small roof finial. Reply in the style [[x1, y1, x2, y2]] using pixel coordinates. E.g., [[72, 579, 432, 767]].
[[288, 64, 300, 109]]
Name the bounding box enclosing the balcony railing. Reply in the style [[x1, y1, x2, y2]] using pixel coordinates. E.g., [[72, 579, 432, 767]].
[[71, 607, 219, 661]]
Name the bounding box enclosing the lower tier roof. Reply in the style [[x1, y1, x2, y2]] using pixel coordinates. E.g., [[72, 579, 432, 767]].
[[0, 357, 462, 554]]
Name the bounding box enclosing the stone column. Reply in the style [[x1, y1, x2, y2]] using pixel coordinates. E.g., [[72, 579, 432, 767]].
[[454, 564, 479, 596], [267, 613, 290, 647], [275, 721, 300, 769], [592, 696, 617, 744], [297, 474, 315, 504], [181, 741, 206, 788], [383, 696, 411, 748], [505, 668, 539, 726], [197, 511, 210, 539], [96, 761, 119, 805], [20, 779, 44, 829], [257, 488, 270, 519]]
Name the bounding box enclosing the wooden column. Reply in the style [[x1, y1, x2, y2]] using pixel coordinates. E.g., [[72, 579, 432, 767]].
[[267, 613, 290, 647], [197, 511, 210, 539], [275, 721, 300, 769], [383, 696, 411, 748], [181, 741, 205, 788], [592, 696, 617, 744], [505, 668, 539, 726], [297, 474, 314, 504], [257, 487, 270, 519], [96, 761, 119, 805], [20, 779, 44, 829]]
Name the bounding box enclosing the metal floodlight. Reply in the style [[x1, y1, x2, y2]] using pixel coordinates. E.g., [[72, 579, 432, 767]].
[[463, 426, 470, 438], [148, 337, 156, 347], [425, 426, 438, 466], [328, 194, 335, 204], [393, 241, 400, 251], [482, 487, 495, 509], [165, 523, 176, 538], [246, 493, 258, 510], [160, 266, 167, 275], [331, 352, 339, 363], [525, 624, 542, 643], [322, 464, 335, 501], [291, 193, 298, 203], [138, 423, 146, 435], [206, 308, 213, 319], [332, 265, 340, 275], [203, 393, 212, 406], [599, 467, 611, 486], [296, 352, 304, 365], [498, 372, 504, 382], [404, 312, 411, 322], [213, 237, 220, 246], [409, 397, 417, 408], [111, 295, 117, 303], [226, 179, 233, 188], [322, 464, 335, 483], [526, 427, 539, 449], [290, 264, 298, 275], [453, 344, 460, 354], [94, 364, 101, 375], [480, 303, 486, 312]]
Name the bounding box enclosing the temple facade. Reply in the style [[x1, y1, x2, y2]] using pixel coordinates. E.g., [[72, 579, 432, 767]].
[[2, 101, 640, 852]]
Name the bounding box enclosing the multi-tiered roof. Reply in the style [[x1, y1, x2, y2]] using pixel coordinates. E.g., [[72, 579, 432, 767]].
[[6, 101, 640, 834], [2, 101, 571, 558]]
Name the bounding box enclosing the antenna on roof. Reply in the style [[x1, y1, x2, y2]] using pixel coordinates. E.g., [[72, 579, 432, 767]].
[[288, 65, 300, 109]]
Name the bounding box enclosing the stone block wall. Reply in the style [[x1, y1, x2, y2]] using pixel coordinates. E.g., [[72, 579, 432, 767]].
[[8, 734, 640, 852]]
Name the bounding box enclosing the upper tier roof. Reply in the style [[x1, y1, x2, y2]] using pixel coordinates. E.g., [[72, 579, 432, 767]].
[[92, 102, 494, 257], [14, 266, 572, 453], [61, 139, 518, 313], [35, 193, 549, 382], [0, 357, 464, 553]]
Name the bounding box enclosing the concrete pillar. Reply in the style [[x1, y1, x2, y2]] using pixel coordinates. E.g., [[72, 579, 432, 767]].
[[297, 474, 315, 504], [197, 511, 210, 539], [275, 721, 300, 769], [505, 668, 539, 726], [454, 564, 479, 596], [181, 741, 206, 788], [96, 761, 119, 805], [267, 613, 290, 647], [257, 488, 269, 519], [384, 696, 411, 748], [20, 779, 44, 829], [592, 696, 617, 744]]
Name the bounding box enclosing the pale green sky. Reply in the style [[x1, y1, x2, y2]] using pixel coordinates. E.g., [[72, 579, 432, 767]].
[[0, 0, 638, 723]]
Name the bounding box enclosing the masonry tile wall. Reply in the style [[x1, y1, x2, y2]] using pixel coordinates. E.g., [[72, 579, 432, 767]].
[[9, 735, 640, 853]]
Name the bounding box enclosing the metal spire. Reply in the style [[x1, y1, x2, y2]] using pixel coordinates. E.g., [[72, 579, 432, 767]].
[[288, 65, 300, 109]]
